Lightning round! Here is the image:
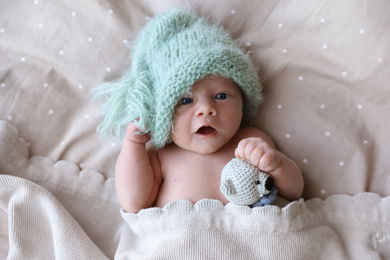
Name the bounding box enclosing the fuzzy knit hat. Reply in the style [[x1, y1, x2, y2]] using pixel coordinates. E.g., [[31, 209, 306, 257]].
[[93, 9, 263, 148]]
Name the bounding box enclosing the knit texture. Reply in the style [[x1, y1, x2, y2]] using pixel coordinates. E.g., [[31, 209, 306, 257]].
[[220, 158, 274, 205], [2, 120, 390, 259], [92, 9, 263, 148]]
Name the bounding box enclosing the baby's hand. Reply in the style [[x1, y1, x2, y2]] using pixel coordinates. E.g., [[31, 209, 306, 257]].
[[235, 137, 280, 172], [126, 122, 151, 144]]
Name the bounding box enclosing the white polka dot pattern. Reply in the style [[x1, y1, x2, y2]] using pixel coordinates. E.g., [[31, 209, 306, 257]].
[[0, 0, 389, 200]]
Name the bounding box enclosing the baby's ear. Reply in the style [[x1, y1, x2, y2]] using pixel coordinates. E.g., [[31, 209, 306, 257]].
[[220, 179, 236, 196]]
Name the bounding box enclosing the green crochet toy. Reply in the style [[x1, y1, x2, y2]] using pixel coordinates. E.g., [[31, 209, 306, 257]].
[[221, 158, 278, 207]]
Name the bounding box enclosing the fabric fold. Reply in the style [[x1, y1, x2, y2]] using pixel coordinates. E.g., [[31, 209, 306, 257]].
[[120, 195, 390, 259], [1, 120, 390, 259], [0, 175, 109, 260]]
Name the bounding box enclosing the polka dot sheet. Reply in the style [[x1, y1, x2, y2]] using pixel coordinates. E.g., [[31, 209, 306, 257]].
[[0, 0, 389, 200]]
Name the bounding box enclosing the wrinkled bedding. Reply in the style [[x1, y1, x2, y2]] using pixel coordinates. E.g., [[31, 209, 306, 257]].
[[1, 121, 390, 259], [1, 0, 390, 259]]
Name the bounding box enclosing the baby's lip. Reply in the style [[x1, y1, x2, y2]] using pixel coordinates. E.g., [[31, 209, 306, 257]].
[[196, 126, 217, 136]]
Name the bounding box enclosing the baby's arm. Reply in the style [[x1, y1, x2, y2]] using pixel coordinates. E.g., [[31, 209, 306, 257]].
[[115, 123, 162, 213], [235, 127, 304, 201]]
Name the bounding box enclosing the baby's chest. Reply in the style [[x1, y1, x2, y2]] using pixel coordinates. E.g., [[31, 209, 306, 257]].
[[155, 150, 233, 206], [157, 144, 236, 188], [160, 151, 231, 185], [158, 159, 228, 205], [163, 159, 223, 183]]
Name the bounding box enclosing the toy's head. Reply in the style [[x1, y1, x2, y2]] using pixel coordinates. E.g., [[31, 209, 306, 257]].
[[220, 158, 274, 205], [93, 9, 262, 148]]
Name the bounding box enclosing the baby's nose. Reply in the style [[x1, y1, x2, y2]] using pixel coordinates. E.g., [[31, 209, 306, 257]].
[[196, 101, 216, 117]]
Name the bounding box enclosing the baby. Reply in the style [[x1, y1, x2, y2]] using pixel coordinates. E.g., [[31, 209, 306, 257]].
[[94, 10, 304, 213]]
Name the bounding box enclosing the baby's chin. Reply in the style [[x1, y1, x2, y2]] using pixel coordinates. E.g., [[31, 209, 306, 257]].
[[191, 147, 221, 155], [173, 142, 224, 155]]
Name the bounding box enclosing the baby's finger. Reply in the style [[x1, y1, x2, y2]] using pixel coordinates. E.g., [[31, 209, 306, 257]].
[[250, 146, 266, 167], [235, 138, 252, 159], [259, 150, 280, 172], [126, 122, 139, 135], [243, 138, 262, 161], [126, 122, 151, 144]]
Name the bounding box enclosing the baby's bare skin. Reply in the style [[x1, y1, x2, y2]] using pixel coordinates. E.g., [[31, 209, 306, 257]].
[[117, 124, 303, 212], [154, 127, 302, 208], [154, 128, 241, 207], [115, 77, 303, 213]]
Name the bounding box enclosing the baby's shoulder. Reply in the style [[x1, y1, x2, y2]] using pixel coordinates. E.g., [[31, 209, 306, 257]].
[[234, 127, 275, 146], [155, 143, 192, 165], [235, 126, 270, 139], [236, 126, 263, 136]]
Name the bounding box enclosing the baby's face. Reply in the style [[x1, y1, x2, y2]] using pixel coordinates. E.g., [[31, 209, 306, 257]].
[[171, 76, 243, 154]]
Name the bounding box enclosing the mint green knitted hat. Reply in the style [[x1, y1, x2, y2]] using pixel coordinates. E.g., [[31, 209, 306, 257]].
[[93, 9, 263, 148]]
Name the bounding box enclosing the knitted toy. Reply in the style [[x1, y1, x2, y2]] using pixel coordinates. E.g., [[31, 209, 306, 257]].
[[220, 158, 278, 207], [92, 9, 263, 148]]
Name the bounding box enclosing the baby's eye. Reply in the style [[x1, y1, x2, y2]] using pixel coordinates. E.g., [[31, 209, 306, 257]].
[[180, 97, 193, 105], [215, 93, 228, 100]]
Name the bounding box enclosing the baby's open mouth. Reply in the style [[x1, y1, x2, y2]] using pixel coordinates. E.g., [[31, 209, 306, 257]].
[[196, 126, 216, 135]]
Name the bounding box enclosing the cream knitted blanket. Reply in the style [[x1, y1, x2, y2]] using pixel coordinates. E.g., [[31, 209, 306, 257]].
[[1, 120, 389, 259]]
